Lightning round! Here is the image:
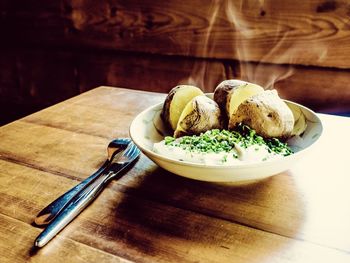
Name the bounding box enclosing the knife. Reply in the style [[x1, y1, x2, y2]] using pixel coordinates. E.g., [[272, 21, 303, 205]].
[[34, 138, 131, 226], [34, 142, 140, 248]]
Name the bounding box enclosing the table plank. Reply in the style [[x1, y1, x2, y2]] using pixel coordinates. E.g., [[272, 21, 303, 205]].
[[0, 119, 350, 251], [0, 215, 130, 263], [0, 121, 108, 181], [21, 87, 165, 138], [111, 114, 350, 251], [3, 87, 349, 250], [1, 160, 350, 263], [1, 86, 349, 262]]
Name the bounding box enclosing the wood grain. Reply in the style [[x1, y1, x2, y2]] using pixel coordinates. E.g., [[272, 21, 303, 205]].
[[0, 158, 349, 262], [3, 87, 348, 250], [2, 0, 350, 126], [21, 87, 165, 138], [232, 62, 350, 113], [0, 214, 131, 263], [2, 0, 350, 68], [1, 48, 349, 127], [77, 51, 228, 94], [0, 87, 350, 262]]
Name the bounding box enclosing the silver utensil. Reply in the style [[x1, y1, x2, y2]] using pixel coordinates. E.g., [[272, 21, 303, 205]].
[[34, 138, 131, 226], [34, 142, 140, 248]]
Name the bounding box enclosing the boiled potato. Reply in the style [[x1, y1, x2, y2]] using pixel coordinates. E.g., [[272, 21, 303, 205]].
[[174, 95, 223, 138], [229, 90, 294, 139], [288, 104, 307, 136], [214, 80, 264, 124], [161, 85, 203, 130]]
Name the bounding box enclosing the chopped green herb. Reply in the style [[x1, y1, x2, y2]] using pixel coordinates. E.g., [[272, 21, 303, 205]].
[[165, 123, 293, 156], [165, 136, 175, 145]]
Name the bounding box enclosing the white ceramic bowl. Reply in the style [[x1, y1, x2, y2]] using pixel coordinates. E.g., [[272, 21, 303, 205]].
[[129, 94, 323, 183]]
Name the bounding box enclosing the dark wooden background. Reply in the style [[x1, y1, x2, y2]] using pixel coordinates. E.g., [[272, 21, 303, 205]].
[[1, 0, 350, 125]]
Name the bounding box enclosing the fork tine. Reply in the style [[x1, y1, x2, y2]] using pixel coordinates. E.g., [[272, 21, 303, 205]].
[[124, 143, 134, 155], [114, 142, 139, 164], [125, 144, 137, 158], [133, 145, 141, 156], [121, 143, 135, 158], [128, 145, 140, 160], [132, 143, 140, 155]]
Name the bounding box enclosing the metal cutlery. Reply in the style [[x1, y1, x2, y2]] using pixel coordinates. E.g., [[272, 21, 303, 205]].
[[34, 138, 131, 226], [34, 142, 140, 247]]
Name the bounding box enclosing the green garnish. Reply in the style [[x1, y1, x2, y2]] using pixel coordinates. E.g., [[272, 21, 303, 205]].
[[265, 137, 293, 156], [165, 136, 175, 145], [222, 155, 228, 163], [165, 123, 293, 156]]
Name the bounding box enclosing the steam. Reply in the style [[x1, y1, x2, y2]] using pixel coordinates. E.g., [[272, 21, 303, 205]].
[[179, 0, 222, 91], [180, 0, 329, 92], [225, 0, 296, 90]]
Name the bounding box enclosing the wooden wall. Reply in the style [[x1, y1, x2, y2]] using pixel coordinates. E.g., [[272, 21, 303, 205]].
[[1, 0, 350, 124]]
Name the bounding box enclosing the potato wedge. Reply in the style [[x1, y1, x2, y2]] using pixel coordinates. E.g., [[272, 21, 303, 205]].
[[214, 80, 264, 126], [174, 95, 223, 138], [288, 104, 307, 136], [161, 85, 203, 131], [229, 90, 294, 139]]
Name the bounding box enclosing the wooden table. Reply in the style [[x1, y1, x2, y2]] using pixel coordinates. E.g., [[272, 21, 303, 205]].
[[0, 86, 349, 263]]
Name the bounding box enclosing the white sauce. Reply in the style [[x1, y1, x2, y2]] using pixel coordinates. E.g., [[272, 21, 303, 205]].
[[153, 139, 281, 165]]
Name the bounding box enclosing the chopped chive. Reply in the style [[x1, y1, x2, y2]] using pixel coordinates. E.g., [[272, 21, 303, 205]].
[[165, 123, 293, 156]]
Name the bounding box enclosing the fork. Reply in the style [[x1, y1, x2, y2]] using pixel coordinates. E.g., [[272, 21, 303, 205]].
[[34, 142, 141, 247], [35, 138, 131, 226]]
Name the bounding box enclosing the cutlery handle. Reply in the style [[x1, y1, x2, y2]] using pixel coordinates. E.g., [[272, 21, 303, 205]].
[[34, 146, 140, 248], [34, 160, 133, 248], [34, 160, 110, 226], [34, 171, 111, 248]]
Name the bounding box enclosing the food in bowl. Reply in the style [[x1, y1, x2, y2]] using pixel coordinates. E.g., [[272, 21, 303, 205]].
[[161, 85, 204, 131], [229, 90, 294, 139], [156, 79, 305, 165], [129, 84, 322, 182], [214, 79, 264, 125], [214, 80, 295, 139], [173, 95, 223, 138], [153, 125, 292, 165]]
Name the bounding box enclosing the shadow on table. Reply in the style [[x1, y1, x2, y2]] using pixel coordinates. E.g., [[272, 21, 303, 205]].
[[107, 163, 306, 260]]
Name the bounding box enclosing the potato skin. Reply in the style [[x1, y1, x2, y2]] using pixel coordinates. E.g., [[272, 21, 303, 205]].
[[161, 85, 203, 131], [214, 79, 248, 116], [174, 95, 223, 138], [214, 80, 263, 128], [228, 90, 294, 139], [161, 86, 179, 130]]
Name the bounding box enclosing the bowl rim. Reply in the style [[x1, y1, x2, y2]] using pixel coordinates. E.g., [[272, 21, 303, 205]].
[[129, 97, 323, 170]]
